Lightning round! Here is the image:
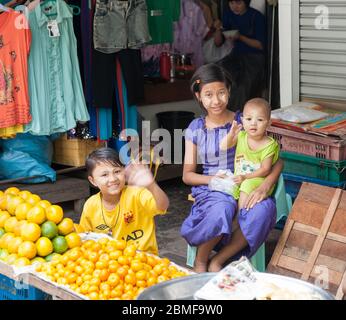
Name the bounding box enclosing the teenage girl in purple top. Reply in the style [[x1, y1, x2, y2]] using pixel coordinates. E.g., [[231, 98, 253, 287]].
[[181, 63, 282, 273]]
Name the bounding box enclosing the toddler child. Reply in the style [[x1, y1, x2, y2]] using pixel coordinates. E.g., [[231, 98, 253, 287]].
[[221, 98, 279, 210]]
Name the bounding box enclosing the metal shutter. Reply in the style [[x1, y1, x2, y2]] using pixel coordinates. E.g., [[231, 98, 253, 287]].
[[296, 0, 346, 101]]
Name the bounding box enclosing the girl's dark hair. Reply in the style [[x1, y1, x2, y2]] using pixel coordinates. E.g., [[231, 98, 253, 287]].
[[85, 147, 123, 176], [190, 63, 233, 96], [229, 0, 251, 8]]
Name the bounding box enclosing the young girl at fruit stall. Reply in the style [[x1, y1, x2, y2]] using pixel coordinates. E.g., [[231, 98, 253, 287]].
[[76, 148, 169, 255]]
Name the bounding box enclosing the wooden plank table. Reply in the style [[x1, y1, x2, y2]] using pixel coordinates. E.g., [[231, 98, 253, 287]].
[[0, 262, 83, 300]]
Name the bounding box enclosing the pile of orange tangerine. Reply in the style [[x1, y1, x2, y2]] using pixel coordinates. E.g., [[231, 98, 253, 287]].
[[35, 238, 189, 300], [0, 187, 81, 266]]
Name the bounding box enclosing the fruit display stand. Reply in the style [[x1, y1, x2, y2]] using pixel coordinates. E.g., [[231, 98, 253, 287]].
[[0, 187, 90, 299], [0, 233, 194, 300], [0, 187, 193, 300], [0, 260, 82, 300]]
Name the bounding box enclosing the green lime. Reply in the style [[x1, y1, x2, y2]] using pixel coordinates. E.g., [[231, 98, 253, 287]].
[[52, 236, 68, 254], [44, 252, 61, 262], [41, 221, 58, 239], [0, 227, 5, 238]]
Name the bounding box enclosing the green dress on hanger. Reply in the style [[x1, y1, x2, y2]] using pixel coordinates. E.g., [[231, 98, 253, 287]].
[[25, 0, 89, 135]]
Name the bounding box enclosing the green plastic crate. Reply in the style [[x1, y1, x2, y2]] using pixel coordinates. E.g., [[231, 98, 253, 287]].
[[281, 151, 346, 183]]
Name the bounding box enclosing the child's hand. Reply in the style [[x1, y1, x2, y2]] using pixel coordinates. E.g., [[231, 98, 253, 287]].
[[229, 120, 242, 140], [233, 175, 245, 185], [125, 162, 154, 188], [215, 173, 227, 179], [220, 120, 242, 150]]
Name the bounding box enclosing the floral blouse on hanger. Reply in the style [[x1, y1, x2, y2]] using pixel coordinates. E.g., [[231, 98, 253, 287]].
[[0, 10, 31, 129]]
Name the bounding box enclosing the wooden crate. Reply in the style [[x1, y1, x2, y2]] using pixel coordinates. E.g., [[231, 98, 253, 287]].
[[267, 182, 346, 299], [53, 134, 106, 167]]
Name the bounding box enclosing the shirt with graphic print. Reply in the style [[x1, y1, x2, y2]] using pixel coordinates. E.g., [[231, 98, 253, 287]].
[[77, 186, 166, 255], [234, 131, 279, 195]]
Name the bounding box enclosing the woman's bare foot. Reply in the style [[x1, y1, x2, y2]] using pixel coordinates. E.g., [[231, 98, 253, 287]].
[[193, 260, 208, 273], [208, 259, 223, 272]]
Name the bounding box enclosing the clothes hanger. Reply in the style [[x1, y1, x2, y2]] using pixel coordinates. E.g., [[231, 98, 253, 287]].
[[69, 4, 80, 15], [40, 0, 80, 16]]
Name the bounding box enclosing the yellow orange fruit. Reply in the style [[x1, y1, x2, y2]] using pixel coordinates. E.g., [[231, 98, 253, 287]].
[[123, 244, 137, 257], [26, 194, 41, 206], [18, 241, 37, 259], [6, 196, 24, 215], [4, 187, 20, 195], [15, 202, 33, 221], [130, 260, 143, 272], [57, 218, 74, 235], [0, 232, 15, 250], [36, 237, 53, 257], [31, 256, 46, 264], [4, 216, 18, 233], [65, 232, 81, 249], [0, 248, 9, 261], [18, 190, 32, 201], [14, 257, 31, 267], [44, 252, 61, 262], [6, 253, 19, 265], [46, 205, 63, 224], [21, 222, 41, 242], [13, 220, 28, 237], [37, 200, 51, 210], [0, 195, 7, 210], [7, 236, 23, 254], [0, 211, 11, 228], [0, 227, 4, 238], [27, 206, 46, 225], [114, 239, 127, 250]]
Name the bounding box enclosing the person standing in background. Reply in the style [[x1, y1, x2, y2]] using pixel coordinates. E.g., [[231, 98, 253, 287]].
[[213, 0, 266, 112]]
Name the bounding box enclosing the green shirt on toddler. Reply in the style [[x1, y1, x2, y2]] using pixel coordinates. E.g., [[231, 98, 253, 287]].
[[234, 131, 279, 197]]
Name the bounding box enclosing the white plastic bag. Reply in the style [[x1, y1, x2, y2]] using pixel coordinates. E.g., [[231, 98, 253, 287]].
[[208, 170, 238, 196], [202, 36, 232, 63], [271, 102, 328, 123], [194, 257, 258, 300]]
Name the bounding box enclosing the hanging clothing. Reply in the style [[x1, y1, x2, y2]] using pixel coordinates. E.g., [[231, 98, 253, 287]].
[[93, 0, 151, 54], [92, 48, 144, 108], [0, 124, 24, 139], [81, 0, 140, 141], [0, 10, 31, 129], [146, 0, 181, 44], [25, 0, 89, 135], [173, 0, 209, 68]]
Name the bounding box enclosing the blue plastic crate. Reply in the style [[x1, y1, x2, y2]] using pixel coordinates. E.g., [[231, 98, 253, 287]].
[[283, 173, 346, 201], [0, 273, 48, 300]]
